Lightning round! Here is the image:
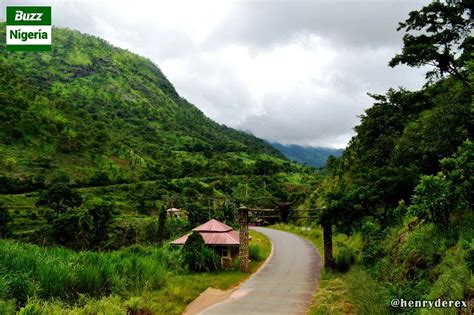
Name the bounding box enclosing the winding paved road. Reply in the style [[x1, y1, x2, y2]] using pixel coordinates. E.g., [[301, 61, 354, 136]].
[[201, 227, 322, 315]]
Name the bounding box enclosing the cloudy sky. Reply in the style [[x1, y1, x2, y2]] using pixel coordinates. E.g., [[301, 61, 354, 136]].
[[1, 0, 431, 148]]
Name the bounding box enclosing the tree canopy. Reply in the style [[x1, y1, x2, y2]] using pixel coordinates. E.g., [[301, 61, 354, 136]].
[[389, 0, 473, 83]]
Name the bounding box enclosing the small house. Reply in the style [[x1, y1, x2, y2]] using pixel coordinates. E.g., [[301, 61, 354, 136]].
[[171, 219, 239, 268], [166, 208, 186, 219]]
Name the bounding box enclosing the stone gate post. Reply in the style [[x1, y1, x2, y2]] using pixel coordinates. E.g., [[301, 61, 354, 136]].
[[239, 206, 249, 272]]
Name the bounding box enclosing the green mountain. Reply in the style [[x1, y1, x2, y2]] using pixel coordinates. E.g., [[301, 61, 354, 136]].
[[0, 24, 290, 193], [270, 143, 343, 168]]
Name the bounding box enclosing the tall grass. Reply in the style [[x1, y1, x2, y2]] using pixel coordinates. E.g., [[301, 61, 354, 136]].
[[249, 244, 264, 261], [345, 267, 389, 314], [0, 230, 272, 314], [0, 241, 169, 307]]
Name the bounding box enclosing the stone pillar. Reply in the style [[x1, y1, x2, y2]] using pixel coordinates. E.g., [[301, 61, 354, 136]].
[[239, 206, 249, 272]]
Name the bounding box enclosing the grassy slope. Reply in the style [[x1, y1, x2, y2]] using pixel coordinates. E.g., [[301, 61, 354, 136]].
[[0, 22, 318, 236], [0, 22, 285, 187], [271, 223, 474, 314]]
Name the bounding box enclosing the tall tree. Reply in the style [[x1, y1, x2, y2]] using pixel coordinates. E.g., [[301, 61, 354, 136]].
[[389, 0, 473, 83], [157, 206, 167, 243], [36, 183, 83, 214], [51, 208, 93, 250], [89, 203, 115, 249]]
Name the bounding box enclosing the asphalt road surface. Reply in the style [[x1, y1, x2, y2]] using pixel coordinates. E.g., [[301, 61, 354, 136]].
[[201, 227, 322, 315]]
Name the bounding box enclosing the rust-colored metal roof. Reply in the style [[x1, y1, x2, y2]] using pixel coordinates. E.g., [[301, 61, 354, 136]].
[[192, 219, 233, 232], [170, 219, 239, 246]]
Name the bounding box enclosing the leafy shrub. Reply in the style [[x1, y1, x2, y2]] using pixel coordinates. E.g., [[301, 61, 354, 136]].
[[125, 297, 142, 315], [232, 257, 241, 270], [409, 140, 473, 231], [0, 299, 15, 315], [465, 246, 474, 272], [360, 220, 385, 266], [398, 224, 446, 281], [200, 247, 221, 272], [249, 244, 264, 261], [183, 232, 220, 272], [333, 243, 356, 272], [3, 157, 16, 170]]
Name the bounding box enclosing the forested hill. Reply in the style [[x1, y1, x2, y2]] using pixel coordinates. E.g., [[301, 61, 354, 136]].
[[0, 24, 288, 192], [315, 0, 473, 308], [270, 143, 343, 168]]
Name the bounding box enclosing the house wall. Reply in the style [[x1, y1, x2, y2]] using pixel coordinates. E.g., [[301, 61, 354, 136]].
[[212, 245, 239, 268]]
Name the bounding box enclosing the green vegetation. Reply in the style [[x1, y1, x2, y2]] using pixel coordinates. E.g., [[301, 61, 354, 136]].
[[0, 0, 472, 313], [0, 20, 317, 261], [0, 202, 12, 237], [0, 22, 295, 191], [0, 241, 169, 307], [0, 230, 270, 314], [0, 18, 300, 313], [294, 1, 473, 314], [249, 229, 272, 263], [0, 21, 315, 237], [183, 232, 220, 272]]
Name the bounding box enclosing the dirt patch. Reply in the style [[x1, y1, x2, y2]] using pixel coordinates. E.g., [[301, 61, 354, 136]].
[[183, 287, 236, 315]]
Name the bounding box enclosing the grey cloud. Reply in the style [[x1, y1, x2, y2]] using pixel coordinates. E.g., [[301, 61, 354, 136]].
[[234, 46, 427, 148], [240, 96, 360, 146], [171, 60, 256, 125], [206, 0, 430, 50]]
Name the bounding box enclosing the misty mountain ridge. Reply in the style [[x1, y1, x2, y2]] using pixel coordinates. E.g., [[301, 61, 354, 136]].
[[270, 142, 343, 168]]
